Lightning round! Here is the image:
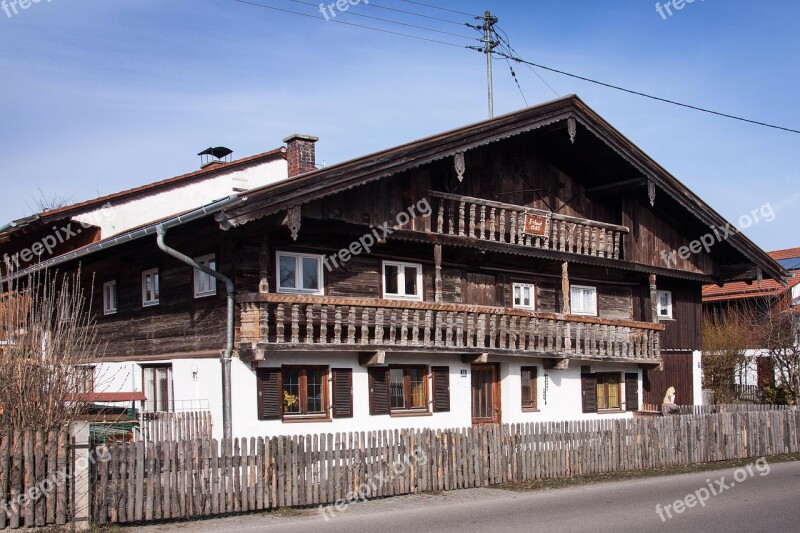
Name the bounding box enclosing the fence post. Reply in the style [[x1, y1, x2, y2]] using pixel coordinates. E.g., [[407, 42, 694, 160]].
[[70, 422, 91, 531]]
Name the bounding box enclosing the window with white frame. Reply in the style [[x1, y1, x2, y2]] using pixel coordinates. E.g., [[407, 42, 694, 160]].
[[513, 283, 536, 310], [792, 284, 800, 307], [194, 254, 217, 298], [277, 252, 324, 295], [382, 261, 423, 301], [103, 281, 117, 315], [141, 268, 160, 307], [570, 285, 597, 316], [657, 290, 673, 319], [143, 364, 173, 412]]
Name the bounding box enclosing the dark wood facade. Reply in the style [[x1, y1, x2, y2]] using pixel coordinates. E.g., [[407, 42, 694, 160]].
[[4, 96, 785, 412]]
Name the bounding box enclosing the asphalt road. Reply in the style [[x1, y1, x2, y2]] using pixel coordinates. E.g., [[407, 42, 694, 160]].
[[132, 460, 800, 533]]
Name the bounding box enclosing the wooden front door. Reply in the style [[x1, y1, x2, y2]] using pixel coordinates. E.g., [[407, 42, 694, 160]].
[[471, 364, 501, 425]]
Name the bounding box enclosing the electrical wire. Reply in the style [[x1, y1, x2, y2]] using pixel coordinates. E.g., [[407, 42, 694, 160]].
[[285, 0, 479, 40], [493, 49, 800, 135], [493, 28, 559, 98], [364, 0, 471, 27], [395, 0, 481, 19], [231, 0, 471, 48]]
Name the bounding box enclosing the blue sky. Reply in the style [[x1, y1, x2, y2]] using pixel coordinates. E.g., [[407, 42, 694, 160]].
[[1, 0, 798, 251]]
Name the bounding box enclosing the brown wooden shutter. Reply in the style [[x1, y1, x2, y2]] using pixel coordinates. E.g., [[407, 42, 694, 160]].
[[368, 367, 390, 415], [625, 372, 639, 412], [257, 368, 282, 420], [581, 373, 598, 413], [332, 368, 353, 418], [431, 366, 450, 412]]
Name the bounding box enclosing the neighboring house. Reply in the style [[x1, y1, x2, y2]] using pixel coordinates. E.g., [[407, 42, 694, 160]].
[[0, 144, 289, 273], [0, 95, 785, 439], [703, 247, 800, 394]]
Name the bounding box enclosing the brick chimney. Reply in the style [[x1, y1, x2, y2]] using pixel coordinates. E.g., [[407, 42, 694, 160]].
[[283, 134, 319, 177]]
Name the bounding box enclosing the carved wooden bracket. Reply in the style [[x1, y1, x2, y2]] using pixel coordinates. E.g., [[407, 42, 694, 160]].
[[285, 206, 302, 241], [648, 180, 656, 207], [434, 244, 443, 303], [561, 262, 571, 315], [461, 352, 488, 364], [454, 152, 466, 182], [567, 117, 577, 144], [543, 358, 569, 370], [359, 351, 386, 367], [649, 273, 659, 324]]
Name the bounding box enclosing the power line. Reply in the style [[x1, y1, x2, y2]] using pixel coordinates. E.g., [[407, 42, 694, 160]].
[[231, 0, 470, 48], [396, 0, 481, 18], [504, 57, 528, 107], [285, 0, 479, 41], [365, 0, 471, 26], [494, 50, 800, 135], [493, 28, 559, 98]]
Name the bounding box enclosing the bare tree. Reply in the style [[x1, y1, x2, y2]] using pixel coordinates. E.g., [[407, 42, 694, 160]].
[[0, 268, 99, 432], [702, 307, 755, 403], [763, 312, 800, 405]]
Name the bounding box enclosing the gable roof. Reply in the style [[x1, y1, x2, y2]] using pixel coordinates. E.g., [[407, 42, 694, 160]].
[[215, 95, 786, 285], [0, 147, 285, 242]]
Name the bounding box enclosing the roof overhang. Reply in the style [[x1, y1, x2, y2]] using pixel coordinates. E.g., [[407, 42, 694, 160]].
[[215, 95, 786, 285]]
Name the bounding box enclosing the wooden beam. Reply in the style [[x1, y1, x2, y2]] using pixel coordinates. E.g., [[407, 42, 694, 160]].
[[359, 351, 386, 366], [561, 262, 571, 315], [461, 353, 488, 364], [585, 177, 646, 194], [543, 358, 569, 370], [434, 244, 443, 303], [649, 273, 659, 324], [258, 237, 271, 294]]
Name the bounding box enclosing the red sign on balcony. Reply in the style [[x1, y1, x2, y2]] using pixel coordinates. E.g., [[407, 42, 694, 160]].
[[523, 214, 549, 237]]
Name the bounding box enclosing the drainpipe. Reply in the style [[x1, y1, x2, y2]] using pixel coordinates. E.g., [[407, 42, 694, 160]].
[[155, 195, 242, 441]]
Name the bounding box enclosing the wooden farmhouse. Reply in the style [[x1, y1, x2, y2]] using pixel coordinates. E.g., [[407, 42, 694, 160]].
[[0, 95, 786, 438]]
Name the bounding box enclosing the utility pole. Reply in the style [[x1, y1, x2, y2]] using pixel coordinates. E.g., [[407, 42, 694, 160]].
[[483, 10, 498, 118]]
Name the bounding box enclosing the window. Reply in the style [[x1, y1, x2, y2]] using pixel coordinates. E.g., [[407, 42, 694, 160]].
[[792, 284, 800, 307], [369, 366, 444, 416], [382, 261, 423, 301], [521, 366, 538, 411], [103, 281, 117, 315], [194, 254, 217, 298], [570, 285, 597, 316], [143, 365, 173, 412], [276, 253, 324, 295], [656, 290, 673, 319], [141, 268, 160, 307], [513, 283, 535, 310], [389, 366, 427, 412], [282, 366, 328, 418], [596, 373, 621, 411], [257, 366, 353, 421]]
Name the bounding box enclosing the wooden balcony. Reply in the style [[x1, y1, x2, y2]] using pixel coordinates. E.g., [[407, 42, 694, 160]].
[[238, 294, 663, 363], [429, 191, 629, 260]]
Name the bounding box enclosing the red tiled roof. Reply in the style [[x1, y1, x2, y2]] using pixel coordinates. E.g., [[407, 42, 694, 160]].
[[703, 272, 800, 302], [39, 148, 285, 222], [702, 247, 800, 302], [769, 247, 800, 261]]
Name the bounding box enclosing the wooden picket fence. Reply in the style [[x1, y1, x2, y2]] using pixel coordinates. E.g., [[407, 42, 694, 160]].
[[92, 408, 800, 525], [0, 429, 72, 530], [136, 411, 213, 443]]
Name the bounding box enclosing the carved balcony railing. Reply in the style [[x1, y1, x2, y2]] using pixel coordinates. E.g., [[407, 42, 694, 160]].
[[239, 294, 662, 362], [429, 191, 629, 260]]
